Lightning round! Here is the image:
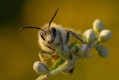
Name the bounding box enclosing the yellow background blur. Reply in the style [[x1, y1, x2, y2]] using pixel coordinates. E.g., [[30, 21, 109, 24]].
[[0, 0, 118, 80]]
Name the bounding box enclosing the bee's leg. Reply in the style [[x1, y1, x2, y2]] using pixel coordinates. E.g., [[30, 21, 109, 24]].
[[38, 51, 47, 64], [51, 55, 59, 61], [65, 28, 86, 44], [63, 52, 75, 74], [69, 53, 75, 73]]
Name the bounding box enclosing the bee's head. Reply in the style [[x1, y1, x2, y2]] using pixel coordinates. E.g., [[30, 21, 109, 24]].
[[19, 7, 59, 44], [39, 25, 56, 43], [39, 7, 59, 43]]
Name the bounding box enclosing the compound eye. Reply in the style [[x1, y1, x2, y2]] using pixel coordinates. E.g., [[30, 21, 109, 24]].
[[40, 32, 45, 40], [51, 28, 56, 37]]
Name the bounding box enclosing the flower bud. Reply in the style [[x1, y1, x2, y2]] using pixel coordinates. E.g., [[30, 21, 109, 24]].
[[33, 61, 49, 74], [78, 44, 91, 58], [93, 19, 104, 33], [71, 44, 81, 56], [83, 29, 96, 45], [98, 30, 112, 42], [96, 45, 109, 57]]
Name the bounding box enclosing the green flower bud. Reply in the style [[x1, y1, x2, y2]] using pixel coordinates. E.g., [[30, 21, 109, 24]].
[[33, 61, 49, 74], [93, 19, 104, 33], [78, 44, 91, 58], [98, 30, 112, 42], [96, 45, 109, 57], [83, 29, 96, 45]]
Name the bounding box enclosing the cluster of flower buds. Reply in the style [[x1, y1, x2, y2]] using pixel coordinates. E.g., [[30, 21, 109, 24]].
[[33, 19, 112, 80], [72, 19, 112, 58]]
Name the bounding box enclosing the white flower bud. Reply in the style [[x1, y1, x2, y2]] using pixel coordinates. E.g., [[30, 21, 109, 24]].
[[83, 29, 96, 45], [33, 61, 49, 74], [96, 45, 109, 57], [93, 19, 104, 33], [78, 44, 91, 58], [98, 30, 112, 42]]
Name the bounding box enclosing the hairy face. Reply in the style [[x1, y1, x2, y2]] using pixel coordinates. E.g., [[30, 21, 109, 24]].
[[39, 27, 57, 44]]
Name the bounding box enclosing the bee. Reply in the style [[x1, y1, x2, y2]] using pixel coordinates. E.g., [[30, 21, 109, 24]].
[[20, 7, 85, 73]]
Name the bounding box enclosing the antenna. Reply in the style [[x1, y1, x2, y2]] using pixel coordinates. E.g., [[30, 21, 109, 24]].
[[48, 7, 59, 28], [19, 27, 45, 32]]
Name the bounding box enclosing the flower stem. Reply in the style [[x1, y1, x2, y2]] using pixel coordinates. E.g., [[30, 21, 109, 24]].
[[50, 57, 64, 71]]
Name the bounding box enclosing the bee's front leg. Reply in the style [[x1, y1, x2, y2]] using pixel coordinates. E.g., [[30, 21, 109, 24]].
[[38, 51, 47, 64]]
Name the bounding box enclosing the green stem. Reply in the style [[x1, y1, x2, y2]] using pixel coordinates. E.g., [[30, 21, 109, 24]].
[[90, 40, 100, 48], [50, 57, 64, 71]]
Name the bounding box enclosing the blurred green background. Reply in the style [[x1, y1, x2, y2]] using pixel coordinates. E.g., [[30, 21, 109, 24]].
[[0, 0, 118, 80]]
